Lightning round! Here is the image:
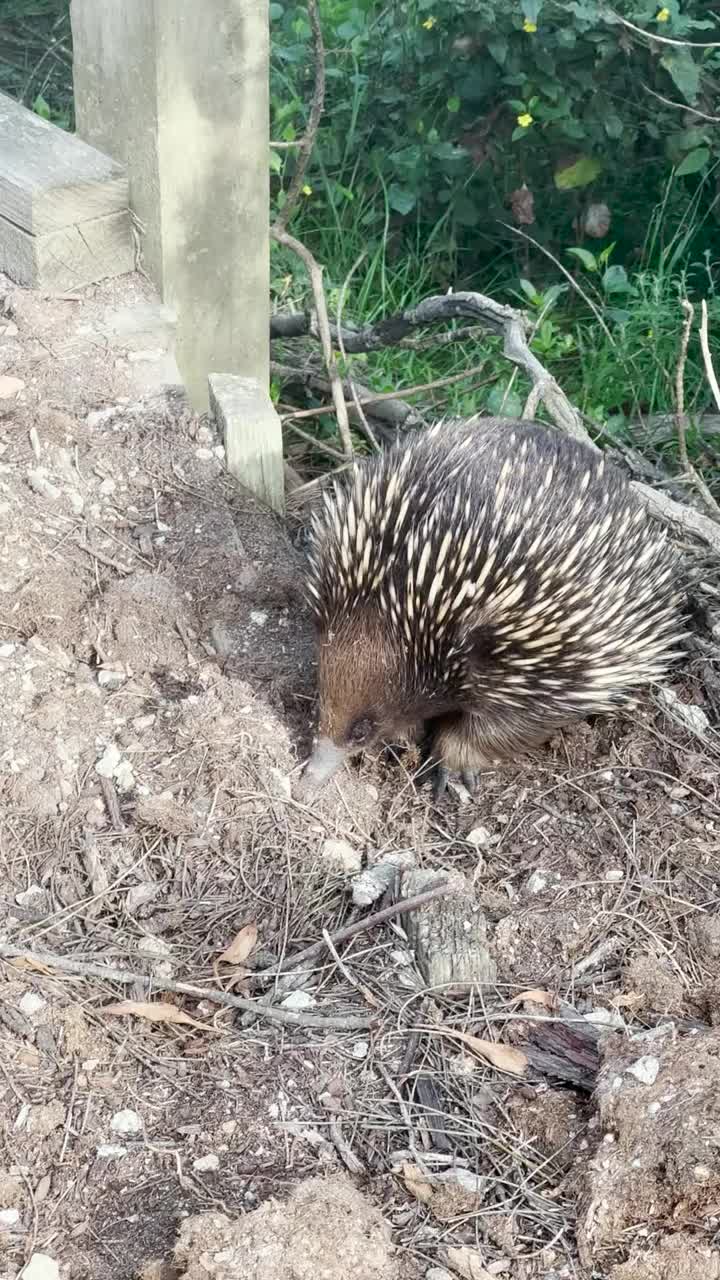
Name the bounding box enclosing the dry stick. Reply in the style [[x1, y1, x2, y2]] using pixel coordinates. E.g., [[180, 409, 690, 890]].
[[336, 250, 380, 451], [673, 301, 719, 518], [700, 300, 720, 412], [0, 943, 372, 1032], [676, 299, 694, 476], [253, 881, 450, 984], [280, 362, 493, 423], [272, 228, 354, 457], [273, 0, 326, 233]]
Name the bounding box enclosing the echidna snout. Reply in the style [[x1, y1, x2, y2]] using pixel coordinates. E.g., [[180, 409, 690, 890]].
[[301, 416, 685, 796]]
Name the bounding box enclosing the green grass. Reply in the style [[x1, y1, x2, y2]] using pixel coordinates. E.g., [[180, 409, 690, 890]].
[[274, 168, 720, 486]]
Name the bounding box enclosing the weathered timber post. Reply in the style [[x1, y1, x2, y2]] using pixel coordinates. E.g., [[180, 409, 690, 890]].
[[71, 0, 284, 513]]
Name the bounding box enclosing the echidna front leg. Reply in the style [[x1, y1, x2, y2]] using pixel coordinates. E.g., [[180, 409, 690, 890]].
[[426, 712, 493, 798]]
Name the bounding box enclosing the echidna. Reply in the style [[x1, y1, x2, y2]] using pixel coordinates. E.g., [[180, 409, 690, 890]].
[[301, 416, 685, 796]]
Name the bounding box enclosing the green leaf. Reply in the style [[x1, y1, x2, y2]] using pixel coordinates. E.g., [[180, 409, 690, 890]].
[[509, 99, 527, 113], [486, 384, 524, 417], [446, 96, 461, 113], [554, 154, 603, 190], [602, 264, 630, 294], [511, 126, 531, 142], [32, 94, 51, 120], [660, 49, 700, 106], [388, 184, 417, 215], [487, 36, 508, 65], [676, 146, 710, 176], [519, 278, 541, 304], [566, 247, 598, 272], [269, 149, 283, 173], [269, 2, 284, 17]]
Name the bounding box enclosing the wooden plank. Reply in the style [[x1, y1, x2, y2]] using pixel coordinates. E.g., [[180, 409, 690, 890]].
[[0, 209, 134, 294], [71, 0, 271, 412], [0, 90, 128, 235], [209, 374, 285, 515]]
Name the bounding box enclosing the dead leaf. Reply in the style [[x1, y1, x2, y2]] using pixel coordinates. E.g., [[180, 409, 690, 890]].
[[511, 988, 556, 1010], [34, 1173, 52, 1204], [103, 1000, 213, 1032], [448, 1030, 527, 1077], [402, 1162, 434, 1205], [217, 923, 257, 965], [445, 1245, 496, 1280]]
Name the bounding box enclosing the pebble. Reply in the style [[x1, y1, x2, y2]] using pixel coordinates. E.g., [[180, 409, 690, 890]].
[[604, 868, 624, 882], [0, 375, 25, 399], [0, 321, 18, 337], [626, 1055, 660, 1086], [98, 669, 126, 689], [193, 1153, 220, 1173], [195, 447, 214, 460], [99, 477, 116, 497], [20, 1254, 59, 1280], [27, 468, 60, 501], [96, 1143, 127, 1159], [0, 1207, 20, 1227], [526, 870, 549, 894], [19, 992, 46, 1017], [114, 758, 135, 792], [95, 743, 122, 778], [321, 838, 362, 876], [87, 406, 121, 429], [280, 990, 317, 1011], [15, 884, 44, 907], [466, 826, 491, 848], [0, 642, 16, 659], [110, 1108, 143, 1135], [250, 610, 268, 627], [351, 1040, 369, 1060]]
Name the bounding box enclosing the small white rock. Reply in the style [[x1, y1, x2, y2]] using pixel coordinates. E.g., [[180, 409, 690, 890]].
[[280, 990, 317, 1011], [0, 321, 19, 337], [526, 870, 548, 894], [98, 669, 126, 689], [15, 884, 43, 907], [351, 1040, 369, 1060], [626, 1055, 660, 1086], [0, 375, 25, 399], [466, 826, 491, 848], [0, 642, 16, 659], [0, 1207, 20, 1227], [250, 610, 268, 627], [195, 447, 214, 460], [87, 406, 120, 429], [95, 743, 122, 778], [20, 1254, 59, 1280], [19, 992, 46, 1017], [113, 758, 135, 793], [110, 1108, 143, 1135], [96, 1144, 127, 1159], [605, 868, 624, 882], [321, 838, 362, 876], [193, 1153, 220, 1173], [27, 468, 60, 501], [99, 477, 116, 497]]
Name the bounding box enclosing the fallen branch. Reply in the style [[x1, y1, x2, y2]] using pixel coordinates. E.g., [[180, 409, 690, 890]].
[[272, 229, 354, 456], [675, 299, 720, 519], [251, 880, 450, 985], [273, 0, 325, 233], [0, 943, 372, 1032]]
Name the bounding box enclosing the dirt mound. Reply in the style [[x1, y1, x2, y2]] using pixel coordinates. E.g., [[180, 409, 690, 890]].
[[148, 1175, 396, 1280]]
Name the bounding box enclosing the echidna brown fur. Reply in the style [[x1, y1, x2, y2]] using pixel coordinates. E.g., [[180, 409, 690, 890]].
[[303, 416, 685, 794]]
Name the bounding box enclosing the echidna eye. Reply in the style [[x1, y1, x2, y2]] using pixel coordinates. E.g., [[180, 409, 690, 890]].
[[347, 716, 375, 746]]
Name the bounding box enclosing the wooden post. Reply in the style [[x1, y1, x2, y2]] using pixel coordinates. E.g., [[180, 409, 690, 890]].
[[70, 2, 273, 440]]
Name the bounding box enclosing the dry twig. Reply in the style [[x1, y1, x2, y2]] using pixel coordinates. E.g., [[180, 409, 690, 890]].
[[273, 0, 325, 233], [0, 943, 372, 1032], [272, 229, 354, 456]]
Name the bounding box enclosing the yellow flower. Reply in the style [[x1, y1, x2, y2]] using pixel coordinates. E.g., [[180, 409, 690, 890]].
[[422, 16, 436, 29], [523, 19, 537, 32], [517, 113, 533, 128], [656, 7, 670, 20], [302, 184, 312, 196]]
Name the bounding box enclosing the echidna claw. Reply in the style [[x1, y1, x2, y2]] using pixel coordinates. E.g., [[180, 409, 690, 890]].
[[432, 766, 450, 800], [461, 769, 479, 795]]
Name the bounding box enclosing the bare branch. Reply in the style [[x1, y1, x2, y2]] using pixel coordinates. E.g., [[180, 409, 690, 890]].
[[272, 228, 354, 456], [273, 0, 326, 233]]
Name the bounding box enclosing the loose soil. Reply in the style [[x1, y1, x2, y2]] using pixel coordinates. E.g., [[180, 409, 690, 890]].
[[1, 272, 719, 1280]]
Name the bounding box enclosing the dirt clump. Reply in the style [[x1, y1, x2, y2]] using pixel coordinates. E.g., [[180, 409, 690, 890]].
[[150, 1174, 397, 1280], [608, 1231, 720, 1279], [577, 1025, 720, 1270]]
